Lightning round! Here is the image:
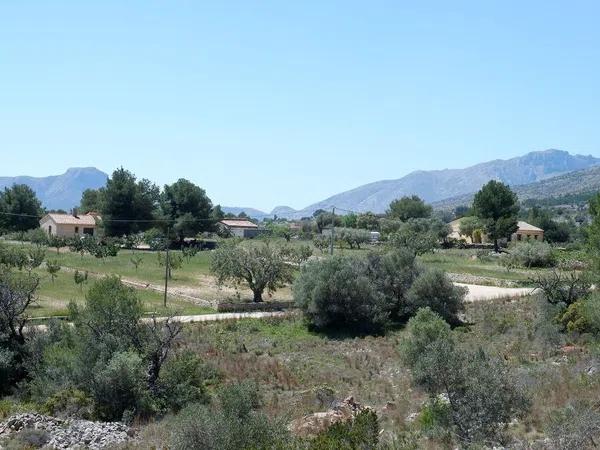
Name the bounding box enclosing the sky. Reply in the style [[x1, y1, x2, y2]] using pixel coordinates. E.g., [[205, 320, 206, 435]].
[[1, 1, 600, 212]]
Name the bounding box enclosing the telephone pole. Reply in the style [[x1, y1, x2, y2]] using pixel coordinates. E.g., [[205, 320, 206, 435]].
[[329, 207, 335, 255], [163, 226, 170, 307]]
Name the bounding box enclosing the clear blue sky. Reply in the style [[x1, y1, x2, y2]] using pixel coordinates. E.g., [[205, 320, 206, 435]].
[[1, 1, 599, 211]]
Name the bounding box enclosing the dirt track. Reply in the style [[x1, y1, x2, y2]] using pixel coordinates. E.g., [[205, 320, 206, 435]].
[[456, 283, 534, 302]]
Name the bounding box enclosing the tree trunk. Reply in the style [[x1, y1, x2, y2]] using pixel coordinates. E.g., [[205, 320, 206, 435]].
[[494, 238, 499, 253], [253, 290, 263, 303]]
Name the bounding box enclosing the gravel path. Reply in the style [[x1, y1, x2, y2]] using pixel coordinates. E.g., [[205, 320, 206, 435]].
[[456, 283, 535, 302]]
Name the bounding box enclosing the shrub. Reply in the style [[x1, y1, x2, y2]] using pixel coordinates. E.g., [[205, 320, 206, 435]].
[[399, 308, 456, 393], [400, 308, 530, 444], [504, 240, 556, 268], [405, 269, 466, 325], [367, 249, 422, 321], [418, 396, 452, 436], [559, 293, 600, 334], [92, 351, 152, 421], [158, 351, 212, 412], [546, 401, 600, 450], [293, 255, 389, 334], [310, 409, 380, 450], [42, 388, 93, 419], [169, 382, 289, 450]]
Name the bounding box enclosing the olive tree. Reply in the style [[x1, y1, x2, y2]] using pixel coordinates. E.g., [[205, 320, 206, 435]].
[[210, 241, 294, 302], [293, 255, 389, 334], [387, 195, 432, 221]]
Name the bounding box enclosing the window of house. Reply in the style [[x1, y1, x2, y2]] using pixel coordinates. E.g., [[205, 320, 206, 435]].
[[83, 228, 94, 236], [75, 227, 79, 234], [48, 225, 52, 235]]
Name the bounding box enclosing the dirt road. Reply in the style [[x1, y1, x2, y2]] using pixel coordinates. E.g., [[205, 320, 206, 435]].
[[456, 283, 535, 302]]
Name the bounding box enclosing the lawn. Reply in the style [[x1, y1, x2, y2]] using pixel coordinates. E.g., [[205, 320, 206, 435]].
[[41, 248, 212, 285], [29, 268, 215, 318], [419, 248, 548, 285]]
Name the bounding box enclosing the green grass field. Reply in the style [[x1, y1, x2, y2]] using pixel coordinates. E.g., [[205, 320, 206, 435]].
[[419, 248, 548, 284], [41, 248, 212, 285], [30, 268, 214, 318]]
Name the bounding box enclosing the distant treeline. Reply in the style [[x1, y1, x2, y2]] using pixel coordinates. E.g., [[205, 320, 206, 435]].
[[521, 191, 597, 208]]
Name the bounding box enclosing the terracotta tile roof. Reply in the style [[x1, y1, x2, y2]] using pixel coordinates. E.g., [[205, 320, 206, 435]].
[[41, 213, 99, 226], [220, 219, 258, 229]]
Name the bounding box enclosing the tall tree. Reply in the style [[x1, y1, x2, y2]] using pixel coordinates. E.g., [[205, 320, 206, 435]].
[[210, 204, 225, 221], [0, 184, 43, 232], [387, 195, 432, 221], [80, 188, 105, 213], [160, 179, 213, 243], [102, 168, 159, 236], [472, 180, 519, 252]]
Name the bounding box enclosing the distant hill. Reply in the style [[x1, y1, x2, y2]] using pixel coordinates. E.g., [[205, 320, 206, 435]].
[[0, 167, 108, 211], [432, 164, 600, 210], [221, 206, 271, 220], [266, 149, 600, 219]]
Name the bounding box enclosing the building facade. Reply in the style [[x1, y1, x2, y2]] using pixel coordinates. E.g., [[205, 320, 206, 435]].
[[39, 213, 101, 238]]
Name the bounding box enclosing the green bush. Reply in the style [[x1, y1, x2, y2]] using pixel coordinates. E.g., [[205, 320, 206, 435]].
[[559, 293, 600, 334], [367, 249, 421, 321], [418, 396, 452, 435], [400, 308, 530, 444], [158, 351, 212, 412], [406, 269, 466, 325], [293, 255, 389, 334], [310, 409, 380, 450], [42, 388, 93, 419], [92, 351, 152, 421], [504, 240, 556, 268], [169, 382, 289, 450]]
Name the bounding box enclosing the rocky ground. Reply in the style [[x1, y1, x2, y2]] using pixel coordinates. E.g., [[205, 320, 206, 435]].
[[0, 413, 135, 449]]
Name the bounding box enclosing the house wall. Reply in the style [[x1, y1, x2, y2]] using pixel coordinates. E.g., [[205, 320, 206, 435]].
[[40, 219, 96, 238], [512, 230, 544, 241]]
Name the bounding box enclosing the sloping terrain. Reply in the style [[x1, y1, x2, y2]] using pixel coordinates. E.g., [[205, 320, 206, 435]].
[[0, 167, 108, 210], [260, 149, 600, 218], [432, 164, 600, 210]]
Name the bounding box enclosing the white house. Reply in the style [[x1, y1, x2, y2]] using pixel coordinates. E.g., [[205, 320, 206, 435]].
[[219, 219, 260, 238], [39, 212, 101, 238]]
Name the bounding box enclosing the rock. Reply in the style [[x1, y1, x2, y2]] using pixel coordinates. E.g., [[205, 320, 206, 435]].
[[289, 396, 373, 438], [0, 413, 135, 449]]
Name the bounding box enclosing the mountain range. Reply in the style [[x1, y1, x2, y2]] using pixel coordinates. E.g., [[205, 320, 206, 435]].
[[2, 149, 600, 216], [226, 149, 600, 218], [0, 167, 108, 211]]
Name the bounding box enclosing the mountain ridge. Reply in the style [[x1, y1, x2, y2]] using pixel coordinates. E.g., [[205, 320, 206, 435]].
[[255, 149, 600, 219], [0, 167, 108, 211], [432, 164, 600, 210]]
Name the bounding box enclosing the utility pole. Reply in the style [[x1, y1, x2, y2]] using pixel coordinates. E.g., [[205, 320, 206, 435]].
[[329, 207, 335, 255], [163, 226, 170, 307]]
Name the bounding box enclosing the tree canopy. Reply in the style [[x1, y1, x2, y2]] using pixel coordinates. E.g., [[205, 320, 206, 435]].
[[160, 178, 213, 242], [100, 168, 160, 236], [472, 180, 519, 252], [0, 184, 43, 232], [387, 195, 432, 221]]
